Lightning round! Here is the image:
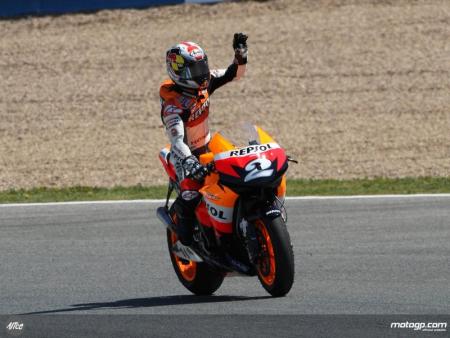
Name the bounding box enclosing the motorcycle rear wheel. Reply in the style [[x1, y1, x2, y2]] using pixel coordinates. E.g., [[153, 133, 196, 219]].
[[255, 217, 295, 297], [166, 214, 224, 295]]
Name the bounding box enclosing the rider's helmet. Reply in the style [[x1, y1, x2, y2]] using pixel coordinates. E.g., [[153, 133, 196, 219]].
[[166, 42, 210, 90]]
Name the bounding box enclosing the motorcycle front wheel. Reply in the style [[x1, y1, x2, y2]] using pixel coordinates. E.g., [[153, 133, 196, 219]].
[[166, 213, 224, 295], [254, 217, 295, 297]]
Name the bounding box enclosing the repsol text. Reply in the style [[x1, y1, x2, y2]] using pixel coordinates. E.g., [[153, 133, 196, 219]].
[[229, 144, 272, 157]]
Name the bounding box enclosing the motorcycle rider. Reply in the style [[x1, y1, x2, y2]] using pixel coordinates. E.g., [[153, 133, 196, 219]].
[[160, 33, 248, 246]]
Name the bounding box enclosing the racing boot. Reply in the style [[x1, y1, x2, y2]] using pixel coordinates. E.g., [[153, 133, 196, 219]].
[[172, 195, 199, 246]]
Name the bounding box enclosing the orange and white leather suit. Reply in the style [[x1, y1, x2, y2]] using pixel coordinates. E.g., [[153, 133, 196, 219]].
[[160, 63, 246, 200]]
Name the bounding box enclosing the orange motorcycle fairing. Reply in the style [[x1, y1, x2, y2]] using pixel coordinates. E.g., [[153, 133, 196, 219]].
[[277, 175, 287, 199], [159, 146, 177, 182], [195, 201, 213, 228], [199, 172, 238, 235]]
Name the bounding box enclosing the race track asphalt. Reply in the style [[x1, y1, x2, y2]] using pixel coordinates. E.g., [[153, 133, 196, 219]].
[[1, 196, 449, 336]]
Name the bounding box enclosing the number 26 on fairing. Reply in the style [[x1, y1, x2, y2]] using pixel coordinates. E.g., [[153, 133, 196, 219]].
[[244, 158, 273, 182]]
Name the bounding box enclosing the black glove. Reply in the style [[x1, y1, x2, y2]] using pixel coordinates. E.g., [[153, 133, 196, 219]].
[[182, 156, 208, 181], [233, 32, 248, 65]]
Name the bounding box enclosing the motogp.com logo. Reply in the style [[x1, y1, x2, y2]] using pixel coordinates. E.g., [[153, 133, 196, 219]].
[[5, 321, 24, 336], [390, 321, 447, 332]]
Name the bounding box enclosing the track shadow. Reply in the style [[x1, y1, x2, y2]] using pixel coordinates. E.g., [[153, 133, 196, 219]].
[[21, 294, 272, 315]]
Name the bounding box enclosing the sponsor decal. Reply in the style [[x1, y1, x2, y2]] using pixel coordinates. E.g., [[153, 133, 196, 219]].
[[165, 115, 181, 128], [190, 49, 203, 60], [181, 190, 199, 201], [188, 99, 210, 122], [168, 53, 185, 72], [230, 143, 273, 157], [164, 105, 182, 116], [190, 132, 209, 146], [214, 143, 281, 161], [205, 202, 232, 222], [205, 191, 220, 201], [265, 209, 281, 217]]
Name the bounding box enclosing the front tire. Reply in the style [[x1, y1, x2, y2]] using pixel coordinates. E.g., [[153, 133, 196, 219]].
[[255, 217, 294, 297], [166, 214, 224, 295]]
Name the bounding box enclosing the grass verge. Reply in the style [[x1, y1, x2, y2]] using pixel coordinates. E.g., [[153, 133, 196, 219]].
[[1, 177, 450, 204]]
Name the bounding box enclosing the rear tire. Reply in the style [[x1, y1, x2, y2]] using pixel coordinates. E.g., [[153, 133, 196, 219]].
[[255, 217, 294, 297], [167, 213, 224, 295]]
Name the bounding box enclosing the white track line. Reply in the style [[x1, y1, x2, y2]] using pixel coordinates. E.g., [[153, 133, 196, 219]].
[[1, 194, 450, 208], [285, 193, 450, 200]]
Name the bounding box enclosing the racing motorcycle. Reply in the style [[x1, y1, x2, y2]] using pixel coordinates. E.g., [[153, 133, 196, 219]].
[[156, 124, 296, 297]]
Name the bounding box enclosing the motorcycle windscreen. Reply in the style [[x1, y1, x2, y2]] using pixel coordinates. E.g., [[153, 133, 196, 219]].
[[211, 123, 276, 150]]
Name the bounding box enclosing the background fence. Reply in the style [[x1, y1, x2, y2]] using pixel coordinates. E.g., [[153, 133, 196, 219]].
[[0, 0, 221, 18]]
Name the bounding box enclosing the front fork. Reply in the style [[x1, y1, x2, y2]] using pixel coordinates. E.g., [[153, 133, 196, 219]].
[[235, 198, 284, 264], [238, 218, 259, 263]]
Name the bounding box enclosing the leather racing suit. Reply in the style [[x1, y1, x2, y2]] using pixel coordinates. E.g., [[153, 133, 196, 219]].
[[160, 62, 246, 245]]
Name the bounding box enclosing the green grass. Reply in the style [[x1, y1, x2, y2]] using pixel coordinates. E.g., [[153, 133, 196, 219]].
[[1, 177, 449, 204], [0, 185, 168, 204], [287, 177, 450, 196]]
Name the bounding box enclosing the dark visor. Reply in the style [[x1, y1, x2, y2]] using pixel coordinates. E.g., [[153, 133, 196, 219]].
[[186, 59, 210, 79]]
